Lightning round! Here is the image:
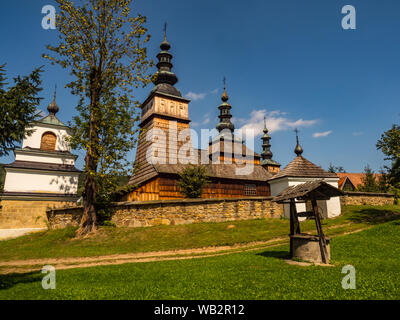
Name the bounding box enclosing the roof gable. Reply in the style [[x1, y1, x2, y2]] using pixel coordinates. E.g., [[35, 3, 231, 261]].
[[336, 172, 382, 189], [36, 114, 68, 128], [268, 156, 337, 181]]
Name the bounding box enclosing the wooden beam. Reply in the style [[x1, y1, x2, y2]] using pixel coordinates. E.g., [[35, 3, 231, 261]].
[[312, 198, 328, 263]]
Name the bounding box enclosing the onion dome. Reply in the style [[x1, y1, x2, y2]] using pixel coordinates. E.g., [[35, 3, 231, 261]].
[[151, 23, 181, 97], [216, 78, 235, 133], [294, 129, 303, 156], [261, 117, 273, 160], [47, 86, 59, 116]]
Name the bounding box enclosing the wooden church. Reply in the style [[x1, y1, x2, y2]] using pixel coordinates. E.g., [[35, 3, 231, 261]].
[[122, 32, 282, 202]]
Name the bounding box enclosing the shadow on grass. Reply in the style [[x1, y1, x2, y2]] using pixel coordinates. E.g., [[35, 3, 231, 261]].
[[346, 208, 400, 225], [0, 272, 41, 291], [256, 250, 290, 260]]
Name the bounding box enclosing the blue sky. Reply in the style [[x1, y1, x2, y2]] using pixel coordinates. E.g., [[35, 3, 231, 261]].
[[1, 0, 400, 172]]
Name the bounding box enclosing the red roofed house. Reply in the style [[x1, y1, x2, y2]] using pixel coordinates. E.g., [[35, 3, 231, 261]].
[[336, 172, 382, 191]]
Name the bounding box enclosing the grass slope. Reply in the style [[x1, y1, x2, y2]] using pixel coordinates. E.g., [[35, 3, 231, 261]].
[[0, 205, 399, 262], [0, 220, 399, 299]]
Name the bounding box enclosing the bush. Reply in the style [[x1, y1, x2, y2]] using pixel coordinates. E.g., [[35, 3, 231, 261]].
[[391, 187, 400, 205], [177, 165, 210, 198]]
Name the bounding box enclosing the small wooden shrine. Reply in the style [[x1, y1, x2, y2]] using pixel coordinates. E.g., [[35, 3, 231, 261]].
[[273, 180, 344, 264]]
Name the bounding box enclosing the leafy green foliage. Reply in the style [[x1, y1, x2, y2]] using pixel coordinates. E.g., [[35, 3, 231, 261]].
[[357, 165, 379, 192], [0, 64, 43, 156], [377, 168, 390, 193], [327, 163, 346, 173], [377, 124, 400, 191], [377, 124, 400, 161], [43, 0, 153, 234], [390, 186, 400, 205], [177, 165, 210, 198]]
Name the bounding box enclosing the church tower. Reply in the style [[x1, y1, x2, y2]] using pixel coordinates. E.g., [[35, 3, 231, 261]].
[[0, 89, 80, 229], [208, 79, 261, 165], [260, 117, 281, 173], [128, 27, 196, 193]]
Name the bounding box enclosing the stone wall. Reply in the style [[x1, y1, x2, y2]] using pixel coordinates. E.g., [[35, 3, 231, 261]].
[[340, 192, 394, 206], [4, 192, 395, 230], [47, 197, 283, 229], [0, 199, 77, 229]]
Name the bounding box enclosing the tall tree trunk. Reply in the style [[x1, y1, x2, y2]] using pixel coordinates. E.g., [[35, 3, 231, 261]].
[[76, 153, 98, 236], [77, 68, 101, 237]]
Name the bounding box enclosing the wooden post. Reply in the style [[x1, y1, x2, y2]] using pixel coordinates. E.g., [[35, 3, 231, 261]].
[[293, 207, 301, 235], [311, 198, 328, 263], [289, 199, 297, 257], [289, 199, 302, 258]]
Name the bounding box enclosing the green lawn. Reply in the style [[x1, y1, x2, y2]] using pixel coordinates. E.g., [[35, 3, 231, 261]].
[[0, 205, 399, 262], [1, 219, 399, 299]]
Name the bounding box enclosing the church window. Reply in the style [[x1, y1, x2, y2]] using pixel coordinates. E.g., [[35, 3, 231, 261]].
[[244, 184, 257, 196], [40, 131, 57, 151]]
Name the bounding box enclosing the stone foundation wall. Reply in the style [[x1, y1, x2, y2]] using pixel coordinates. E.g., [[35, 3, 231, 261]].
[[0, 199, 77, 229], [47, 197, 283, 229], [340, 192, 394, 206]]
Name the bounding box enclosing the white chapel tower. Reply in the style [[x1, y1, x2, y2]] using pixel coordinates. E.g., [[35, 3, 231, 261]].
[[0, 90, 80, 229]]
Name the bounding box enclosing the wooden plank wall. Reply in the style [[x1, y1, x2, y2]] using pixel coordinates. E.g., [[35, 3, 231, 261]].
[[126, 178, 160, 202], [126, 176, 270, 201]]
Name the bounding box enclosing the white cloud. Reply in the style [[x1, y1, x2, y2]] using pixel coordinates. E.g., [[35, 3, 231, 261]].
[[210, 88, 219, 95], [203, 116, 210, 125], [192, 112, 211, 127], [238, 109, 318, 139], [312, 130, 332, 138], [185, 91, 206, 101], [185, 88, 220, 101], [352, 131, 363, 136]]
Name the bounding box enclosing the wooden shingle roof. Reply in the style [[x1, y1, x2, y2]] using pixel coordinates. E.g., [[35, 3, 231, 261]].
[[268, 156, 338, 181], [4, 160, 81, 173], [129, 162, 273, 187], [155, 163, 273, 182], [273, 180, 344, 203]]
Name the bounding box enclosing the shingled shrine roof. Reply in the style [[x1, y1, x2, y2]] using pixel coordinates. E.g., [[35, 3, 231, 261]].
[[3, 160, 81, 173], [268, 156, 338, 181], [273, 180, 344, 203], [129, 162, 273, 187]]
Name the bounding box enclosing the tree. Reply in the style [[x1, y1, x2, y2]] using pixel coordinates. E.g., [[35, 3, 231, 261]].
[[377, 124, 400, 161], [377, 124, 400, 192], [177, 165, 210, 198], [0, 64, 43, 156], [43, 0, 152, 236], [327, 163, 346, 173], [357, 165, 379, 192], [377, 168, 390, 193]]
